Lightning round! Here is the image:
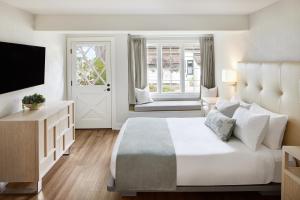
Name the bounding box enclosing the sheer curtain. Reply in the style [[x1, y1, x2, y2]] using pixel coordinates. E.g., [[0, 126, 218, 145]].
[[199, 35, 215, 98], [128, 35, 147, 105]]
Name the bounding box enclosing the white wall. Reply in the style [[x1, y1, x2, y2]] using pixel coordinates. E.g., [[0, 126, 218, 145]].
[[214, 32, 247, 99], [244, 0, 300, 61], [114, 34, 129, 128], [0, 2, 66, 117]]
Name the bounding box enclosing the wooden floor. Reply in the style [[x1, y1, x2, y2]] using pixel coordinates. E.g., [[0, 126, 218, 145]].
[[0, 129, 280, 200]]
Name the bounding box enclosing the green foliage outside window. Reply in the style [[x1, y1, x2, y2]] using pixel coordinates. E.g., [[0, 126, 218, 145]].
[[77, 57, 106, 85]]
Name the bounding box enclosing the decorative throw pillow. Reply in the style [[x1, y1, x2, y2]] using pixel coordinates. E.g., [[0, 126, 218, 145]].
[[233, 107, 270, 151], [230, 96, 251, 109], [205, 109, 236, 141], [215, 99, 240, 118], [201, 86, 218, 98], [250, 103, 288, 150], [135, 87, 153, 105]]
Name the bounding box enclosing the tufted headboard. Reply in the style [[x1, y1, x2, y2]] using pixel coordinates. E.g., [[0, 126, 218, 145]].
[[237, 62, 300, 146]]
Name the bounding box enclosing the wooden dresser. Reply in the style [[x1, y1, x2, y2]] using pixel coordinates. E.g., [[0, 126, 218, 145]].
[[282, 146, 300, 200], [0, 101, 75, 193]]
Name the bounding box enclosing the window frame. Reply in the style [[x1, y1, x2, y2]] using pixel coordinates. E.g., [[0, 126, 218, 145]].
[[146, 39, 201, 100]]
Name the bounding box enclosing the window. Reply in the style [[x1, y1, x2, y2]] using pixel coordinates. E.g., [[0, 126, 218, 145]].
[[146, 40, 201, 98], [147, 46, 158, 92], [76, 44, 107, 86]]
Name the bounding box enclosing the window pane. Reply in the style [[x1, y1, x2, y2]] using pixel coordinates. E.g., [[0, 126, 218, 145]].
[[162, 80, 180, 93], [75, 44, 107, 86], [147, 46, 158, 92], [162, 46, 181, 93], [184, 47, 201, 93]]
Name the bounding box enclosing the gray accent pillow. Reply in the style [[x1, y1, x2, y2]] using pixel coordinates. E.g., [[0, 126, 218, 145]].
[[215, 99, 240, 118], [205, 109, 236, 141]]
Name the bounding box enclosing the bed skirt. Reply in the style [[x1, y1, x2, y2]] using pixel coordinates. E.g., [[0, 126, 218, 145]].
[[108, 174, 280, 195]]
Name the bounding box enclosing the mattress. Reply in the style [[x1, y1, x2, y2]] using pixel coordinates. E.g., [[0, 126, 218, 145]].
[[110, 117, 282, 186]]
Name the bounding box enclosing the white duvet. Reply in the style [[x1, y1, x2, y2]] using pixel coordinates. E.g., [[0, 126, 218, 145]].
[[110, 118, 281, 186]]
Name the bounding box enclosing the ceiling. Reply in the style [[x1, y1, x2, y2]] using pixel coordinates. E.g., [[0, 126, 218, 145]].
[[0, 0, 279, 15]]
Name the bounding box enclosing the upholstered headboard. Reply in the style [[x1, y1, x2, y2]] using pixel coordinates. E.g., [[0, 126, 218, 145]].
[[237, 62, 300, 146]]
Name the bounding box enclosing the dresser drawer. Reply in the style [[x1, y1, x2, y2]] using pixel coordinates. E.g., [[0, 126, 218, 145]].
[[59, 107, 69, 119], [47, 107, 69, 129], [47, 113, 59, 129], [56, 136, 64, 159], [57, 117, 69, 136], [65, 128, 75, 149], [46, 127, 55, 153], [40, 149, 56, 177]]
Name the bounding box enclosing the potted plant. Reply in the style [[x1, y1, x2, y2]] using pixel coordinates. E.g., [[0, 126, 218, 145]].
[[22, 93, 46, 110]]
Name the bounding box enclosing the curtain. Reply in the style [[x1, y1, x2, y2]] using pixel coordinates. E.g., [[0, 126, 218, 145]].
[[128, 35, 147, 105], [199, 35, 215, 98]]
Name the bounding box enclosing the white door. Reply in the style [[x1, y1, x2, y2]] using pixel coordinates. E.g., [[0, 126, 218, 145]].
[[70, 41, 112, 128]]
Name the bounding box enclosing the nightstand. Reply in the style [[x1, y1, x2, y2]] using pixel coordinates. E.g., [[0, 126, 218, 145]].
[[201, 97, 219, 116], [282, 146, 300, 200]]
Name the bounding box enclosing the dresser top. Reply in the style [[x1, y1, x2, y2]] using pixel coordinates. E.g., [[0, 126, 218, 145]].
[[0, 101, 74, 121]]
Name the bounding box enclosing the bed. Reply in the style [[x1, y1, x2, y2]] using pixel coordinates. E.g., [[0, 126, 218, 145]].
[[108, 62, 300, 195], [111, 118, 282, 185]]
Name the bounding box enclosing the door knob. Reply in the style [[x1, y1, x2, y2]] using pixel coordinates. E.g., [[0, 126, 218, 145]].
[[107, 83, 110, 87], [106, 88, 110, 92]]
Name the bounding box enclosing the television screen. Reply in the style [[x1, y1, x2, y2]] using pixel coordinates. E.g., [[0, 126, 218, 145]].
[[0, 42, 45, 94]]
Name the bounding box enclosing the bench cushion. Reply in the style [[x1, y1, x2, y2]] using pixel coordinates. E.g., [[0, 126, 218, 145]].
[[134, 101, 202, 112]]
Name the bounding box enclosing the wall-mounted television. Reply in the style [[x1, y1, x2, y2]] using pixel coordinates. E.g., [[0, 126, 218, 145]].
[[0, 42, 46, 94]]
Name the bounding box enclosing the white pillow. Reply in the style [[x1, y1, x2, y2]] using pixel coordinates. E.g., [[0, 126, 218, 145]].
[[250, 103, 288, 149], [230, 96, 251, 109], [135, 87, 153, 105], [201, 86, 218, 97], [233, 107, 270, 151], [215, 99, 240, 118]]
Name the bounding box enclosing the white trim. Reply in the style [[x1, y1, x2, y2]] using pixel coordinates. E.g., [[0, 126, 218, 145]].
[[66, 37, 116, 129], [157, 46, 162, 93], [110, 38, 117, 130], [180, 44, 185, 92]]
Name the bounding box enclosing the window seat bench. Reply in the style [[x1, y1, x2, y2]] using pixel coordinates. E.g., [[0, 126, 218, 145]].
[[134, 101, 202, 112], [129, 101, 204, 118]]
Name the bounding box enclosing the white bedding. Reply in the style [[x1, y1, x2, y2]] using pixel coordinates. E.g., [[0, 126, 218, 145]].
[[110, 117, 281, 186]]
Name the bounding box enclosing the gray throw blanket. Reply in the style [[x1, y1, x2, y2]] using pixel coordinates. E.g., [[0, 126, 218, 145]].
[[116, 118, 176, 191]]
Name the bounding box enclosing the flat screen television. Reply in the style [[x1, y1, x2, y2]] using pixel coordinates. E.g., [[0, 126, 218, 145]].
[[0, 42, 46, 94]]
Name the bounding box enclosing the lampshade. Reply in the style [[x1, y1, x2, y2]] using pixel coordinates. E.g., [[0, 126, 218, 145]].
[[222, 69, 237, 84]]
